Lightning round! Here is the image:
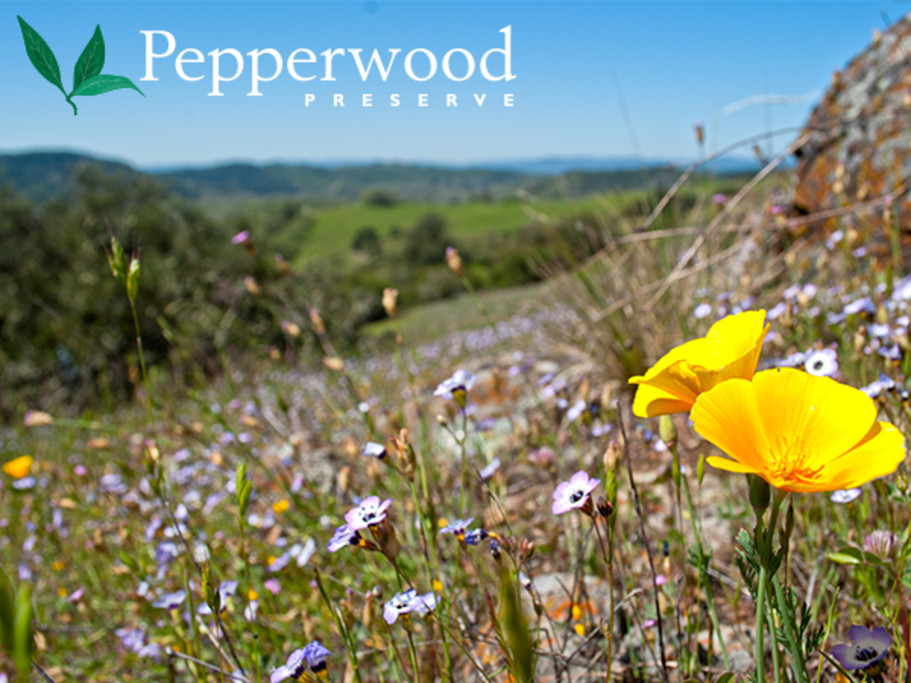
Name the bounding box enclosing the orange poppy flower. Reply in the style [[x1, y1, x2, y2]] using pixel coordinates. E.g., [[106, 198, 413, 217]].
[[629, 310, 769, 418], [2, 455, 33, 479], [691, 368, 906, 492]]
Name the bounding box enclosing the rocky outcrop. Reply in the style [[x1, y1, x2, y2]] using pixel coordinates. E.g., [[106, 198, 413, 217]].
[[794, 14, 911, 242]]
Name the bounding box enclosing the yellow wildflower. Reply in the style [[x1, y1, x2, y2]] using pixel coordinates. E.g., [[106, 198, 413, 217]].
[[691, 368, 906, 492], [629, 310, 768, 417]]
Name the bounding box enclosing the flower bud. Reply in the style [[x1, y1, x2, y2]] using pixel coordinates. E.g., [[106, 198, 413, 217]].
[[659, 415, 677, 450], [748, 474, 770, 511], [382, 288, 399, 318], [309, 309, 326, 335], [445, 246, 463, 276], [243, 276, 262, 296]]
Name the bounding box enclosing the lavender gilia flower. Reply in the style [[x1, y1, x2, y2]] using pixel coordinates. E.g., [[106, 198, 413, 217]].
[[552, 471, 600, 515], [463, 528, 489, 546], [383, 589, 436, 624], [361, 442, 387, 459], [433, 369, 477, 405], [830, 488, 862, 504], [804, 348, 838, 377], [440, 518, 474, 544], [270, 648, 306, 683], [152, 590, 186, 610], [478, 458, 501, 480], [830, 626, 891, 670], [302, 640, 331, 677], [383, 589, 418, 625], [344, 496, 392, 531], [327, 524, 362, 553]]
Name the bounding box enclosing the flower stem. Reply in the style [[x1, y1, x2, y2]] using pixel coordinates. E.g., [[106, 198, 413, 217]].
[[755, 562, 768, 683]]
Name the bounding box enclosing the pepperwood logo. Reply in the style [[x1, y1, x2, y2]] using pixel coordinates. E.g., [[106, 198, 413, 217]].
[[17, 16, 144, 115]]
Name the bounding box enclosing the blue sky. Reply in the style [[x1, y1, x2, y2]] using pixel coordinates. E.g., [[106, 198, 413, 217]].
[[0, 1, 904, 167]]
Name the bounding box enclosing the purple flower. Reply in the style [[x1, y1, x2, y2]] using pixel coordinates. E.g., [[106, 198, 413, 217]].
[[344, 496, 392, 531], [478, 458, 500, 480], [440, 518, 474, 542], [693, 302, 713, 319], [565, 399, 587, 424], [464, 529, 489, 546], [197, 580, 239, 615], [804, 348, 838, 377], [302, 641, 331, 676], [830, 488, 862, 504], [384, 589, 418, 624], [231, 230, 251, 245], [383, 589, 436, 624], [861, 374, 896, 399], [327, 524, 361, 552], [270, 648, 306, 683], [433, 370, 477, 404], [711, 193, 727, 206], [831, 626, 891, 670], [152, 590, 186, 609], [552, 471, 600, 515], [362, 442, 387, 459]]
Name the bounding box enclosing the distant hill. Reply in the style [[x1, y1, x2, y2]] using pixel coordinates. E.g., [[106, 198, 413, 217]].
[[0, 151, 139, 202], [0, 151, 759, 204]]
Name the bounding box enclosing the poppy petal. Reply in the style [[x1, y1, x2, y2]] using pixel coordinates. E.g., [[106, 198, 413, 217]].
[[751, 369, 876, 472], [818, 422, 906, 491], [691, 378, 770, 472]]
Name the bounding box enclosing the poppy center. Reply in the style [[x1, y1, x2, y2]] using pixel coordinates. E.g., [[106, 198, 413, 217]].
[[769, 440, 824, 486]]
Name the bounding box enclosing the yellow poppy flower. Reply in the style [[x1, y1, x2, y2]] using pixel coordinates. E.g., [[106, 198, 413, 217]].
[[629, 310, 769, 417], [2, 455, 33, 479], [691, 368, 906, 492]]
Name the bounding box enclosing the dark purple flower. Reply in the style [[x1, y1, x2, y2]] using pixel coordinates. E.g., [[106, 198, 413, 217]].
[[831, 626, 891, 670], [463, 528, 489, 546], [344, 496, 392, 531], [552, 471, 600, 515]]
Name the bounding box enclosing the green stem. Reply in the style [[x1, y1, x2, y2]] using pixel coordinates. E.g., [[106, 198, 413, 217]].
[[129, 299, 154, 426], [765, 593, 781, 683], [772, 576, 809, 683], [755, 563, 768, 683]]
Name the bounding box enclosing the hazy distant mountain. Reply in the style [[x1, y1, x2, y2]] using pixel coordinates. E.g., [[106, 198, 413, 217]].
[[466, 155, 770, 175], [0, 151, 138, 201], [0, 150, 761, 203]]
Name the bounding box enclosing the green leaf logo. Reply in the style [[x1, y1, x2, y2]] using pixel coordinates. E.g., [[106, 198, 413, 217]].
[[17, 16, 144, 115]]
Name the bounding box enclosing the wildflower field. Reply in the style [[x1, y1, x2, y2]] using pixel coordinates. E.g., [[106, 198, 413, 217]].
[[10, 43, 911, 682], [5, 142, 911, 683]]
